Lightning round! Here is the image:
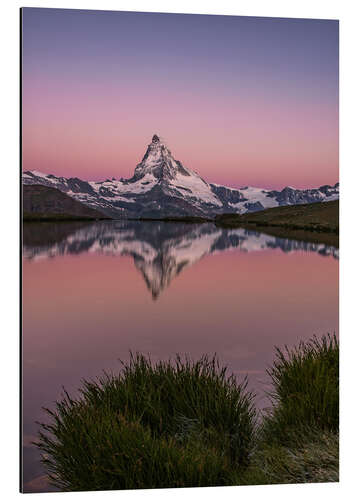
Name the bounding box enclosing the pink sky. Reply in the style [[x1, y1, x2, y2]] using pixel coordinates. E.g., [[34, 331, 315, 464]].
[[22, 9, 339, 190]]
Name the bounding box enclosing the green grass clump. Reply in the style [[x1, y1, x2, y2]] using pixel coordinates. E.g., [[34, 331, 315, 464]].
[[35, 336, 339, 491], [38, 413, 233, 491], [262, 333, 339, 444], [235, 333, 339, 486], [36, 354, 256, 491], [238, 430, 339, 485]]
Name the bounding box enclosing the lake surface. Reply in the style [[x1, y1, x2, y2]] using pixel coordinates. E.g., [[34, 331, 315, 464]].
[[22, 220, 339, 492]]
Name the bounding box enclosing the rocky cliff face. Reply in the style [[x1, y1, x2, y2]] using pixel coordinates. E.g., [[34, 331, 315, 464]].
[[23, 135, 339, 218]]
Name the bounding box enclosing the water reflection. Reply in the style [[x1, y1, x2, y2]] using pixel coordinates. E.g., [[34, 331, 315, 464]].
[[23, 221, 338, 300]]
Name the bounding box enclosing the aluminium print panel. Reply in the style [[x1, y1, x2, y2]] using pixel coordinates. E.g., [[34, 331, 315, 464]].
[[21, 7, 339, 493]]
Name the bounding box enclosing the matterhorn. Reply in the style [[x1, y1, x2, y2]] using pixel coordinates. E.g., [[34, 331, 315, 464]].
[[23, 134, 339, 218]]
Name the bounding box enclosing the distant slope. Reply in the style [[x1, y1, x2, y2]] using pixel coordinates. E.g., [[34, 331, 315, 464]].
[[23, 185, 110, 221], [215, 200, 339, 248], [215, 200, 338, 233]]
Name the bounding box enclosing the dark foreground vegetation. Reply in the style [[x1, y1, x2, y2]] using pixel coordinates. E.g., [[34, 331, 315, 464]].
[[36, 334, 338, 491], [243, 334, 339, 485]]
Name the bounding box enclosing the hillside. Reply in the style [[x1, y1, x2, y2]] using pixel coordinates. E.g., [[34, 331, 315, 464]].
[[215, 200, 339, 246], [23, 184, 110, 221]]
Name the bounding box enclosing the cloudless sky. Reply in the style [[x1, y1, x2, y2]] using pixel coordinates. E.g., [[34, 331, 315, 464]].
[[22, 8, 338, 189]]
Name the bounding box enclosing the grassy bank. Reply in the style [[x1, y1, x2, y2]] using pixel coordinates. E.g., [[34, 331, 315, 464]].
[[36, 335, 338, 491], [215, 200, 339, 246]]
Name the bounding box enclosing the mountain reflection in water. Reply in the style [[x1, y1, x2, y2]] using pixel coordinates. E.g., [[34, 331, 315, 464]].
[[23, 221, 338, 300]]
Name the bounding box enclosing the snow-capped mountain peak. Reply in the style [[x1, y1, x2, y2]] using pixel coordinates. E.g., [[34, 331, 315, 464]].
[[131, 134, 202, 183], [22, 134, 339, 219]]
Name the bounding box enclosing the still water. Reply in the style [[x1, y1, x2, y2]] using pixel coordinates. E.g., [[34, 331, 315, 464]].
[[22, 221, 338, 492]]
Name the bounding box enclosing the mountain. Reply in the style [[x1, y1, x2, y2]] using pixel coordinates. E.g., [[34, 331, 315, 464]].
[[23, 220, 338, 300], [23, 184, 109, 221], [22, 135, 339, 219]]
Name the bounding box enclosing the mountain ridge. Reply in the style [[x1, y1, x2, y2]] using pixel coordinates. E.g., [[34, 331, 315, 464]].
[[23, 135, 339, 219]]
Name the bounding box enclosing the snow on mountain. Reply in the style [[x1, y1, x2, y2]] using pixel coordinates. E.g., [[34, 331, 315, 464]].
[[22, 134, 339, 218]]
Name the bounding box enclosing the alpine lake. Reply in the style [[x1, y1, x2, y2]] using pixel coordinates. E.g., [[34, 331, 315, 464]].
[[22, 219, 338, 492]]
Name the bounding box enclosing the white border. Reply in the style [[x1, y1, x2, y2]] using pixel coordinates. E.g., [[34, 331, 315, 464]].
[[1, 1, 356, 499]]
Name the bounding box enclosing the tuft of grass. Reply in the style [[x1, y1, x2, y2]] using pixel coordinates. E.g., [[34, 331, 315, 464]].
[[234, 333, 339, 486], [237, 430, 339, 485], [38, 413, 234, 491], [262, 333, 339, 445], [35, 336, 339, 491], [36, 354, 256, 491]]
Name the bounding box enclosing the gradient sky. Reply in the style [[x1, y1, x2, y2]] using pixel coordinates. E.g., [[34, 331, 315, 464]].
[[22, 8, 339, 189]]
